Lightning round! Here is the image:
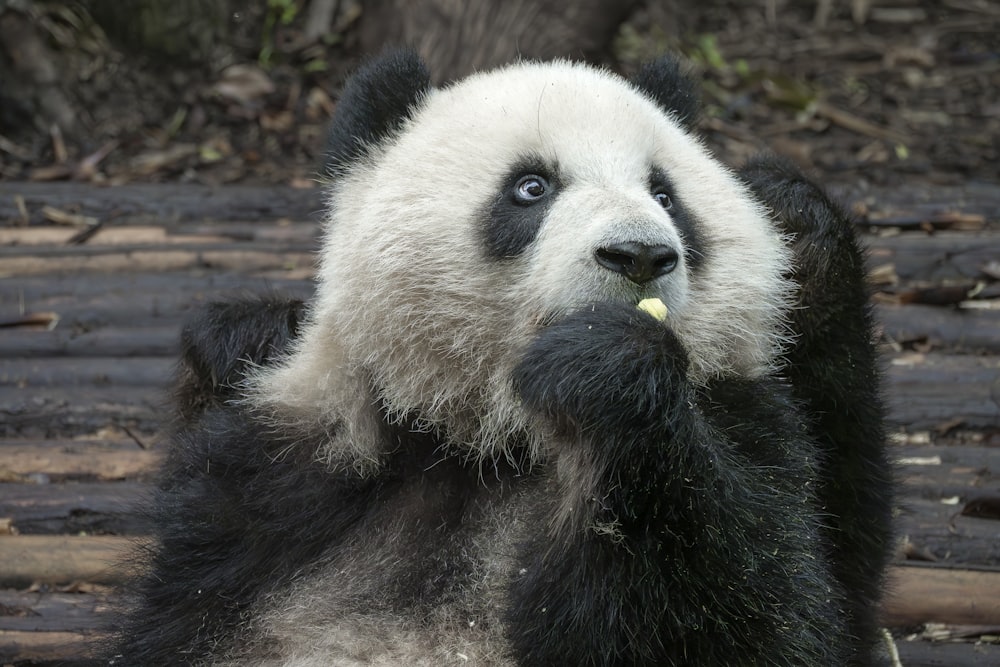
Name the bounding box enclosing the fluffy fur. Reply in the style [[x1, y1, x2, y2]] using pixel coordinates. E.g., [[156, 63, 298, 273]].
[[111, 50, 893, 666]]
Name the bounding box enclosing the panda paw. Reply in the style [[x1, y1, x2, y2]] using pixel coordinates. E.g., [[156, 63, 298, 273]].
[[514, 301, 689, 435]]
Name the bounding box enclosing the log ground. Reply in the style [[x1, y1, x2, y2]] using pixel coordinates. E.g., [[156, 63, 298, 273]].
[[2, 181, 1000, 665]]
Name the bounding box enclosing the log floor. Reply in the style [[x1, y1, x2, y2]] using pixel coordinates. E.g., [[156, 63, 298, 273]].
[[2, 181, 999, 665]]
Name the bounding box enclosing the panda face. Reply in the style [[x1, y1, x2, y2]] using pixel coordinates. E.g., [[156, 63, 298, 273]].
[[255, 59, 793, 462]]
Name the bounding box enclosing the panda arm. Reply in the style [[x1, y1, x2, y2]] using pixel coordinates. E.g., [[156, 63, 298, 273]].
[[740, 156, 894, 656], [508, 302, 846, 665], [174, 295, 304, 423]]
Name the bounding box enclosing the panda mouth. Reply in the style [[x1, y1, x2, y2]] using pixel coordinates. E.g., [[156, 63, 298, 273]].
[[529, 295, 663, 330]]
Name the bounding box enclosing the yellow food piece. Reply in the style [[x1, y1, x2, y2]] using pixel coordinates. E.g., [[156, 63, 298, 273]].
[[637, 297, 668, 321]]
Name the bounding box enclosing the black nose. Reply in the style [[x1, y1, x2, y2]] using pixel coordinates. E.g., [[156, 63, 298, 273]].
[[594, 242, 679, 284]]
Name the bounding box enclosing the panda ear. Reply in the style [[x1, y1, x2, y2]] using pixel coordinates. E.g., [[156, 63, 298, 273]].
[[325, 48, 431, 173], [630, 56, 701, 129]]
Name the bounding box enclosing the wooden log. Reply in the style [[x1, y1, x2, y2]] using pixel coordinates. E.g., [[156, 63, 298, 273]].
[[0, 357, 173, 388], [0, 629, 98, 663], [0, 220, 319, 246], [0, 182, 325, 225], [0, 536, 138, 587], [3, 274, 313, 330], [0, 239, 316, 259], [866, 230, 1000, 283], [896, 496, 1000, 565], [0, 386, 165, 438], [10, 270, 314, 302], [0, 592, 108, 665], [896, 444, 1000, 499], [836, 181, 1000, 229], [0, 247, 316, 276], [893, 639, 1000, 667], [0, 439, 161, 480], [910, 506, 1000, 560], [0, 482, 150, 535], [0, 590, 110, 632], [884, 354, 1000, 431], [892, 443, 1000, 564], [883, 565, 1000, 627], [878, 303, 1000, 354], [0, 326, 181, 358]]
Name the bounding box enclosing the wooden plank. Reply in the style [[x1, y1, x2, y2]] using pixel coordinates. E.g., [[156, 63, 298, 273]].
[[0, 357, 173, 388], [0, 440, 160, 480], [0, 326, 181, 359], [878, 304, 1000, 354], [837, 181, 1000, 229], [896, 444, 1000, 498], [0, 220, 319, 246], [894, 443, 1000, 565], [0, 386, 164, 438], [0, 239, 316, 259], [897, 497, 1000, 565], [0, 590, 109, 664], [0, 182, 326, 224], [884, 354, 1000, 431], [866, 230, 1000, 283], [0, 248, 316, 276], [0, 590, 110, 632], [8, 270, 313, 301], [0, 482, 150, 535], [883, 565, 1000, 627], [894, 639, 1000, 667], [1, 275, 314, 330], [0, 629, 99, 663], [0, 536, 138, 587]]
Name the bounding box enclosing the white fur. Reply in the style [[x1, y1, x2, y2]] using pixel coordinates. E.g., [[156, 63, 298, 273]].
[[221, 488, 533, 666], [250, 60, 794, 469]]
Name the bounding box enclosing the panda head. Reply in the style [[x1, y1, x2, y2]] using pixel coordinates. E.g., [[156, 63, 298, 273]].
[[252, 50, 794, 468]]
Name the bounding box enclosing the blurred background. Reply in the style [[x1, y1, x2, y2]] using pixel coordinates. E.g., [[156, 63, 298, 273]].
[[1, 0, 997, 188]]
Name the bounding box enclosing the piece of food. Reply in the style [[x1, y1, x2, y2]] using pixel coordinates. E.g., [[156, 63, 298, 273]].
[[637, 297, 668, 321]]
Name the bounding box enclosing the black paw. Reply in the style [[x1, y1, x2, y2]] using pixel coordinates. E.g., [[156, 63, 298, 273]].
[[513, 301, 688, 434], [175, 295, 304, 423]]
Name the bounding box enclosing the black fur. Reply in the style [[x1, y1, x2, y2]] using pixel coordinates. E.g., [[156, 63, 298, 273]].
[[631, 56, 701, 128], [174, 295, 304, 423], [325, 48, 431, 173], [508, 302, 848, 665], [740, 155, 894, 665]]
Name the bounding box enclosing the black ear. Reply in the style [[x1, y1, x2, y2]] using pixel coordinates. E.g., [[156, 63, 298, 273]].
[[325, 48, 432, 173], [631, 56, 701, 129]]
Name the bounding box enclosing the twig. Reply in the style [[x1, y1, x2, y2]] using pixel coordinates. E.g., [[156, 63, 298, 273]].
[[0, 312, 60, 330], [50, 123, 67, 164], [14, 194, 29, 226], [0, 133, 32, 160], [880, 628, 902, 667], [814, 101, 909, 144], [41, 205, 99, 227]]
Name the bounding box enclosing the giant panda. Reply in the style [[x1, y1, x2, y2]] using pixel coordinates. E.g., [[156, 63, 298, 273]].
[[112, 50, 894, 666]]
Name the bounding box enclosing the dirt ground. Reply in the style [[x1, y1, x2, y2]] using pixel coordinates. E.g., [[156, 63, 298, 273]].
[[0, 0, 996, 190]]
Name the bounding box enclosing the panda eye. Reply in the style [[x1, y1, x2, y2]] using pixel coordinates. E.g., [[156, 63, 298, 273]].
[[514, 174, 549, 203], [654, 191, 673, 210]]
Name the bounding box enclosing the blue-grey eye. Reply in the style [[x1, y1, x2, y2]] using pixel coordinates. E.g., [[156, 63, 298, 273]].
[[514, 174, 548, 202], [654, 191, 673, 210]]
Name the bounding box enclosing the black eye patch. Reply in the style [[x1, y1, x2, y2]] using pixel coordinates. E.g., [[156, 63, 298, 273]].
[[649, 167, 708, 272], [482, 160, 560, 260]]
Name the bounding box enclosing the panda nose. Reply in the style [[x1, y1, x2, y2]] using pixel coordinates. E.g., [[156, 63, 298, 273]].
[[594, 242, 679, 284]]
